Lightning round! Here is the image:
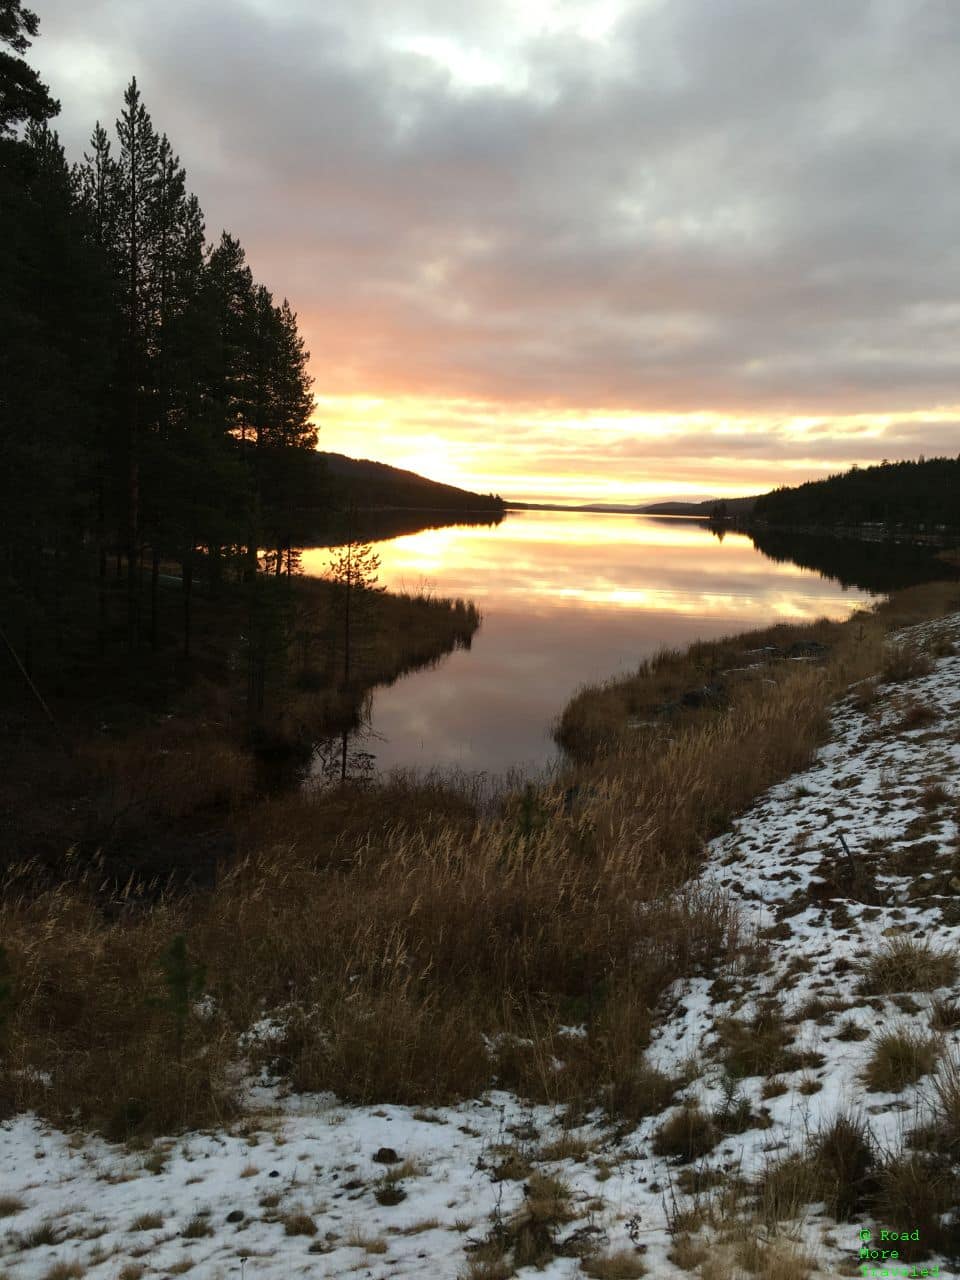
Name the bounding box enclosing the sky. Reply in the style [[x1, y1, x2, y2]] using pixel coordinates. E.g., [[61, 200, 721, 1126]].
[[29, 0, 960, 504]]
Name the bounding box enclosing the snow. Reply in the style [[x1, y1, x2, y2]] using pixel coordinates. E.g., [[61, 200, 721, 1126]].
[[3, 612, 960, 1278]]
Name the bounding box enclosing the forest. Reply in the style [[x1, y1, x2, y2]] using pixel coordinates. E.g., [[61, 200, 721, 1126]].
[[0, 5, 491, 751], [751, 455, 960, 531], [1, 1, 323, 675]]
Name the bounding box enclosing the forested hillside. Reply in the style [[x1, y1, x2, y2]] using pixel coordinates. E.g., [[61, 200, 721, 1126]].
[[752, 456, 960, 530], [319, 451, 503, 511]]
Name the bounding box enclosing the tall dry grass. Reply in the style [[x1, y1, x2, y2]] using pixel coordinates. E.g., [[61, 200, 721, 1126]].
[[0, 581, 957, 1136]]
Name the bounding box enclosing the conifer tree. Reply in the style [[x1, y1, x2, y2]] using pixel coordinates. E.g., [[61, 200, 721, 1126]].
[[0, 0, 58, 136], [152, 934, 205, 1066], [78, 122, 122, 651], [115, 78, 159, 647], [326, 539, 385, 690], [0, 109, 111, 676]]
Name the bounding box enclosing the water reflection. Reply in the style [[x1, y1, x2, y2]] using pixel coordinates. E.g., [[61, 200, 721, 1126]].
[[298, 511, 904, 780]]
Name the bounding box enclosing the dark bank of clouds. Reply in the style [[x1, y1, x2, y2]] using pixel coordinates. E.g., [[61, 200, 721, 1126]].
[[30, 0, 960, 425]]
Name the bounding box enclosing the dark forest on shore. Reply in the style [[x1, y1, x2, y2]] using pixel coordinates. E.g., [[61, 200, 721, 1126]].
[[0, 4, 500, 742], [751, 455, 960, 532]]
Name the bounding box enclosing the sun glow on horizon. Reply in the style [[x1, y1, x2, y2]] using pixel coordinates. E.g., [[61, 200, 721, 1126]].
[[310, 393, 960, 503]]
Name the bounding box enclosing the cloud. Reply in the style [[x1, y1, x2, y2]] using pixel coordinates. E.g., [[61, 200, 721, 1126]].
[[28, 0, 960, 492]]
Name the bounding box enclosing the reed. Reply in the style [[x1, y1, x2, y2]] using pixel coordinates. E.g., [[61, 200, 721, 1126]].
[[0, 581, 956, 1135]]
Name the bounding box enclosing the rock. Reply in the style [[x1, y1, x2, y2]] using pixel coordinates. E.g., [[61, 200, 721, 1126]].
[[226, 1210, 244, 1223], [372, 1147, 399, 1164], [268, 1169, 280, 1178]]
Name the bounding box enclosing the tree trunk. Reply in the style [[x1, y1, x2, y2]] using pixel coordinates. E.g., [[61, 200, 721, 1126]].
[[151, 542, 160, 650], [208, 544, 221, 600], [183, 549, 193, 659]]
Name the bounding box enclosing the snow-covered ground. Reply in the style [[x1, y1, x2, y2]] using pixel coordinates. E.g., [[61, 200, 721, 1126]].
[[3, 612, 959, 1280]]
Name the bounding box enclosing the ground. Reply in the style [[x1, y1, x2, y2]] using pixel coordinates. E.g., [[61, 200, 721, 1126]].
[[2, 612, 959, 1279]]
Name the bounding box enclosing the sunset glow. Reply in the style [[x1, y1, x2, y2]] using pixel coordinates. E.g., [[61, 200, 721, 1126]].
[[32, 0, 960, 503], [313, 396, 960, 503]]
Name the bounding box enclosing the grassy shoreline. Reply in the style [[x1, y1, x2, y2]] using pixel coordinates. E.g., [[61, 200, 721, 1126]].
[[0, 572, 480, 890], [1, 581, 959, 1141]]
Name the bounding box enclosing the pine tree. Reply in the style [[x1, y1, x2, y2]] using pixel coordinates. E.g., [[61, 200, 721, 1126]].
[[326, 539, 385, 690], [114, 78, 159, 647], [78, 121, 121, 652], [0, 112, 111, 680], [152, 934, 206, 1066], [0, 0, 58, 136]]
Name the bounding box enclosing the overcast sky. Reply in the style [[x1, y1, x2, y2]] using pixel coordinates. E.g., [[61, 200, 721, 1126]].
[[29, 0, 960, 501]]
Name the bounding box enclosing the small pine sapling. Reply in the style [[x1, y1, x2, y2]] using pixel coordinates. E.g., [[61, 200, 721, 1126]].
[[151, 935, 206, 1065]]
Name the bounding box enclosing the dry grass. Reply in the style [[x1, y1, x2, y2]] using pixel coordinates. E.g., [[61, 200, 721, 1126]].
[[862, 1027, 940, 1093], [129, 1212, 164, 1231], [809, 1113, 877, 1220], [668, 1166, 821, 1280], [41, 1265, 85, 1280], [505, 1172, 575, 1269], [180, 1214, 213, 1239], [714, 1005, 817, 1079], [857, 937, 958, 994], [881, 643, 935, 684], [581, 1249, 646, 1278], [652, 1104, 718, 1163], [0, 583, 956, 1136], [283, 1212, 317, 1236], [347, 1227, 389, 1253], [875, 1151, 960, 1261], [898, 698, 939, 730]]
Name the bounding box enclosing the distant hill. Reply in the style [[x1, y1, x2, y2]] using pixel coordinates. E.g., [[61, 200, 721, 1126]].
[[504, 497, 754, 515], [264, 449, 504, 516], [639, 495, 760, 518], [262, 449, 505, 545], [752, 457, 960, 530], [315, 451, 504, 512]]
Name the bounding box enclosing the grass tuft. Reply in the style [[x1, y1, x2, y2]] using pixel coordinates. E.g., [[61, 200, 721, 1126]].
[[862, 1027, 940, 1092], [857, 937, 957, 994]]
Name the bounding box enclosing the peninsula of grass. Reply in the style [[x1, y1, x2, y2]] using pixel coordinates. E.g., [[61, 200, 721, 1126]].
[[0, 568, 479, 889]]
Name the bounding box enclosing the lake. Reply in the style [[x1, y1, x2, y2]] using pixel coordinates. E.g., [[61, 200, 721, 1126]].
[[296, 510, 899, 783]]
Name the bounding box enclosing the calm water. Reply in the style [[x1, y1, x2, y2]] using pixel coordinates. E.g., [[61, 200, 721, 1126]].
[[298, 511, 879, 782]]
